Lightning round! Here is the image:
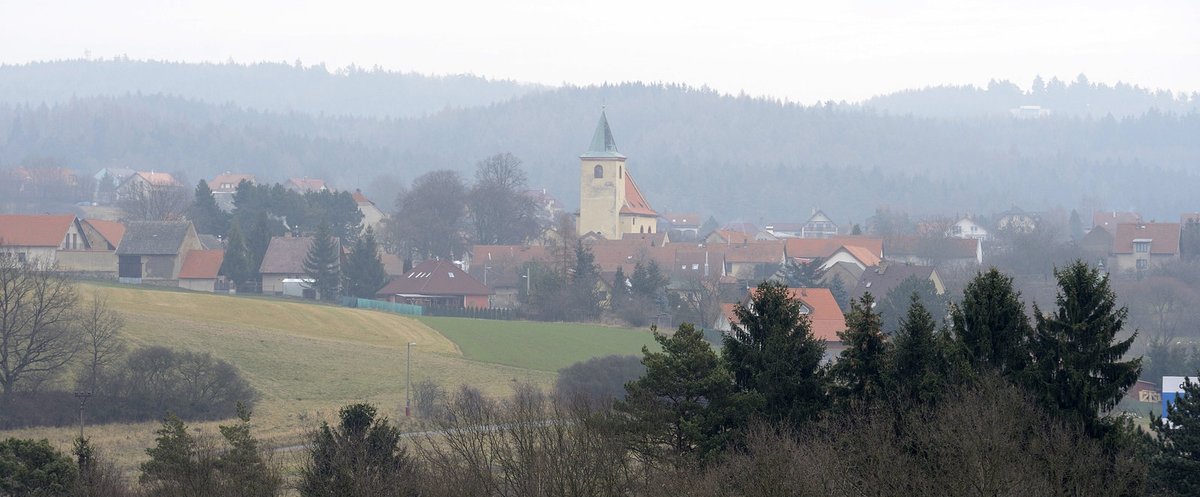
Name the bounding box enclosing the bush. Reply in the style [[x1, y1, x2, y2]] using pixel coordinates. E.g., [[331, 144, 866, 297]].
[[554, 355, 645, 405], [93, 346, 259, 422], [0, 438, 78, 496]]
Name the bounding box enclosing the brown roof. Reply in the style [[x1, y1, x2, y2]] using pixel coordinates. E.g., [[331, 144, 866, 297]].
[[178, 249, 225, 279], [377, 259, 491, 297], [83, 219, 125, 248], [1093, 211, 1141, 230], [785, 236, 883, 260], [210, 172, 255, 192], [620, 232, 669, 247], [589, 242, 674, 273], [709, 229, 754, 244], [258, 236, 314, 274], [620, 173, 657, 217], [352, 190, 374, 205], [884, 236, 978, 259], [723, 241, 786, 264], [1111, 223, 1181, 255], [380, 253, 407, 276], [836, 245, 882, 267], [1182, 213, 1200, 225], [0, 214, 76, 247]]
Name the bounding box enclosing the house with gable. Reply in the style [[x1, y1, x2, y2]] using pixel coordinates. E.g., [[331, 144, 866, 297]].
[[801, 210, 838, 238], [1109, 222, 1180, 272], [116, 221, 202, 284], [352, 189, 387, 233], [177, 249, 227, 293], [115, 171, 181, 202], [0, 214, 90, 264], [1093, 211, 1141, 231], [258, 235, 330, 295], [376, 259, 493, 308], [851, 263, 946, 303], [286, 177, 328, 193], [718, 287, 848, 357], [946, 217, 989, 240]]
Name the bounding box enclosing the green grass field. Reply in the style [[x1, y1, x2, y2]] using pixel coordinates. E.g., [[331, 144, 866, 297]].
[[0, 283, 654, 473], [417, 317, 656, 371]]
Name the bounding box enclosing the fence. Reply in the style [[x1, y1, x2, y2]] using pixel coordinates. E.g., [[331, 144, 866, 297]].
[[343, 297, 425, 316], [424, 305, 518, 320]]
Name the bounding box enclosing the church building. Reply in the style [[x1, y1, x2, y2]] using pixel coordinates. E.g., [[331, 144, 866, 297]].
[[577, 111, 657, 239]]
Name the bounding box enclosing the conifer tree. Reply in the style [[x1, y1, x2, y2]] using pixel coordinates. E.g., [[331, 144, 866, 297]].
[[951, 268, 1033, 377], [341, 227, 388, 299], [188, 179, 230, 235], [247, 210, 274, 276], [890, 293, 960, 406], [1150, 375, 1200, 495], [569, 240, 602, 319], [619, 323, 749, 468], [140, 414, 208, 495], [723, 281, 827, 426], [303, 223, 341, 301], [1027, 261, 1141, 434], [829, 293, 890, 407], [222, 220, 254, 291], [611, 266, 630, 310], [216, 403, 281, 497], [300, 403, 415, 497]]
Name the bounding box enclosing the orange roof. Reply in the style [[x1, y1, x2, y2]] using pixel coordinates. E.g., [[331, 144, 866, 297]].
[[710, 229, 754, 244], [733, 287, 846, 342], [0, 214, 75, 247], [83, 219, 125, 248], [136, 171, 179, 187], [210, 172, 255, 192], [723, 241, 786, 264], [352, 190, 373, 204], [620, 173, 657, 217], [288, 177, 327, 192], [837, 245, 882, 267], [178, 249, 225, 279]]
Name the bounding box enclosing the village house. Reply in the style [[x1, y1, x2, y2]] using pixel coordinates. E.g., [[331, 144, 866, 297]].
[[1093, 211, 1141, 231], [466, 245, 549, 308], [783, 236, 884, 264], [946, 217, 989, 240], [884, 236, 983, 268], [210, 172, 256, 212], [1079, 226, 1115, 267], [851, 263, 946, 303], [1109, 222, 1180, 273], [820, 245, 882, 271], [286, 177, 328, 193], [0, 214, 90, 264], [661, 212, 702, 240], [352, 190, 387, 233], [764, 222, 805, 239], [116, 221, 203, 284], [800, 210, 838, 239], [115, 171, 181, 202], [376, 259, 492, 308], [722, 241, 787, 280], [177, 249, 227, 293], [995, 207, 1039, 233], [258, 235, 338, 296]]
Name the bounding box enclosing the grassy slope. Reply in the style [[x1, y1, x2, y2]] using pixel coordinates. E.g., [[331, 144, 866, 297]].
[[0, 284, 560, 469], [417, 317, 656, 372]]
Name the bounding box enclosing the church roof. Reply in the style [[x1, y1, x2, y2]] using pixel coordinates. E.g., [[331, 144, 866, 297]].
[[581, 111, 626, 159], [621, 173, 657, 217]]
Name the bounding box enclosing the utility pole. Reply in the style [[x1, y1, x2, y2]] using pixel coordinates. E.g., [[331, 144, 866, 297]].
[[73, 391, 92, 440], [405, 342, 415, 417]]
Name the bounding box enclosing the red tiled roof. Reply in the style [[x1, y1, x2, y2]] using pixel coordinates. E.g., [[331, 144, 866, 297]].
[[0, 214, 75, 247], [210, 173, 255, 192], [620, 232, 668, 247], [377, 259, 491, 297], [136, 171, 179, 187], [620, 173, 657, 217], [1111, 223, 1181, 255], [709, 229, 753, 244], [837, 245, 882, 267], [1093, 211, 1141, 230], [884, 236, 978, 259], [785, 236, 883, 260], [723, 241, 786, 264], [178, 249, 225, 279], [83, 219, 125, 248]]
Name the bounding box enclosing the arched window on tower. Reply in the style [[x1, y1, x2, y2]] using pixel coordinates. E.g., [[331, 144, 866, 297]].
[[619, 166, 623, 179], [594, 165, 603, 178]]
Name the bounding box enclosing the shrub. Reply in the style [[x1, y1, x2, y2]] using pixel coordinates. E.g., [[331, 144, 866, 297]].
[[554, 354, 645, 405]]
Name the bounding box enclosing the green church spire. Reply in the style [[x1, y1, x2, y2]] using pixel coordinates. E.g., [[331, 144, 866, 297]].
[[581, 110, 626, 159]]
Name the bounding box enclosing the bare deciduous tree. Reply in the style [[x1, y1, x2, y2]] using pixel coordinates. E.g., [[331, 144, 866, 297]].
[[119, 182, 190, 221], [0, 256, 82, 400], [77, 293, 125, 394]]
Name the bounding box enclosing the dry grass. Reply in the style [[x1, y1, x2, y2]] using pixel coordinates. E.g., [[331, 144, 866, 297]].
[[0, 283, 555, 474]]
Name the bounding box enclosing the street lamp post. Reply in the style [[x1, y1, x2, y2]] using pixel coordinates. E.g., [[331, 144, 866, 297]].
[[73, 391, 92, 440], [405, 342, 416, 417]]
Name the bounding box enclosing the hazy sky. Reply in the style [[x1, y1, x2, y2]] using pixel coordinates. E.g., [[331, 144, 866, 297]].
[[3, 0, 1197, 102]]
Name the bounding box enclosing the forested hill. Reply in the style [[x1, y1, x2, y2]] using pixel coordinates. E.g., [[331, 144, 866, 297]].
[[0, 59, 542, 118], [861, 76, 1200, 119], [2, 81, 1199, 223]]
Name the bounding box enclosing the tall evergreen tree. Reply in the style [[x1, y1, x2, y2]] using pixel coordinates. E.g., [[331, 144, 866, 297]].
[[611, 266, 630, 310], [951, 268, 1033, 377], [140, 414, 208, 495], [1068, 209, 1085, 241], [723, 281, 827, 427], [890, 293, 961, 406], [1150, 375, 1200, 495], [829, 293, 890, 407], [299, 403, 415, 497], [188, 179, 230, 235], [876, 274, 946, 334], [216, 403, 281, 497], [221, 220, 254, 291], [341, 227, 388, 299], [618, 323, 750, 468], [303, 223, 341, 301], [1027, 261, 1141, 434], [781, 257, 825, 288], [568, 240, 602, 320]]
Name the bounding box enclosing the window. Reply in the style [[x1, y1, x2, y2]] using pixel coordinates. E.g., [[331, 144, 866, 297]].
[[448, 273, 455, 278], [1134, 240, 1151, 253], [619, 166, 623, 179], [17, 253, 26, 263], [594, 165, 603, 178], [1136, 259, 1149, 270]]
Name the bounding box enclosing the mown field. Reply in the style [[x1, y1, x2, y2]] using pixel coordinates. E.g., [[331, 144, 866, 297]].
[[0, 283, 652, 473]]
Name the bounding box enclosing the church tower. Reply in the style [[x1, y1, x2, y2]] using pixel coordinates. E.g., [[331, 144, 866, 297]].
[[577, 111, 657, 239]]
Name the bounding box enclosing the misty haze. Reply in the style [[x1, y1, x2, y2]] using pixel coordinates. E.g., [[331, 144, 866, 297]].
[[1, 2, 1200, 496]]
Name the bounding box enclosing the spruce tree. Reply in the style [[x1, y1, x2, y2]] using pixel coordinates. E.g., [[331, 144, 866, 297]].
[[342, 227, 388, 299], [890, 293, 959, 406], [951, 268, 1033, 377], [569, 240, 602, 319], [1150, 375, 1200, 495], [222, 221, 254, 291], [618, 323, 749, 468], [216, 403, 280, 497], [140, 414, 208, 495], [299, 403, 415, 497], [611, 266, 630, 310], [723, 281, 827, 427], [1027, 261, 1141, 434], [303, 223, 341, 301], [188, 179, 230, 235], [246, 210, 274, 277], [829, 293, 890, 408]]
